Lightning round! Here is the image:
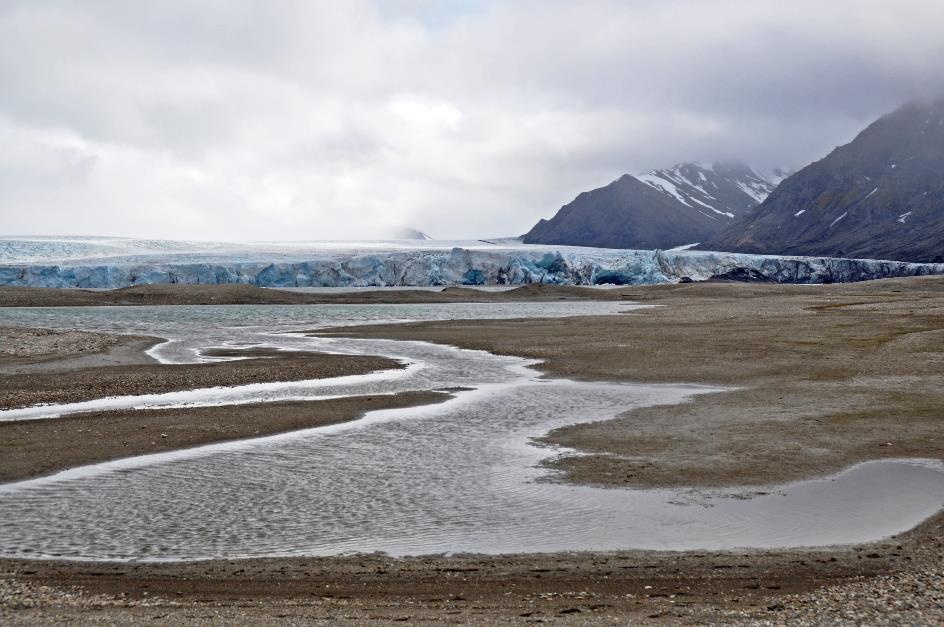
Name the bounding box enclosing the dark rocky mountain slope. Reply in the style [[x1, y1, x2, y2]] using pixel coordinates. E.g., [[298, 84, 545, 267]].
[[523, 174, 708, 249], [523, 163, 782, 249], [703, 98, 944, 262]]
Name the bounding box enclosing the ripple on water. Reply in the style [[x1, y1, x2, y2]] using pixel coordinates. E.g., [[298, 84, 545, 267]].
[[0, 303, 942, 560]]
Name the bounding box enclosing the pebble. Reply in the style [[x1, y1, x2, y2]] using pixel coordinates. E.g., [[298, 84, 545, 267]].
[[0, 327, 117, 359], [715, 558, 944, 625]]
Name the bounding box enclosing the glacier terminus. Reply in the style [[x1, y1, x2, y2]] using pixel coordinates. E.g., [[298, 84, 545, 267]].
[[1, 236, 943, 289]]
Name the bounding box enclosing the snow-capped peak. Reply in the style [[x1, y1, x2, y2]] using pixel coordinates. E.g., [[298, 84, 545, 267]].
[[638, 161, 788, 221]]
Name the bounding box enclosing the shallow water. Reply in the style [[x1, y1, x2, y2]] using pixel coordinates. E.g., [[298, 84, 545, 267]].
[[0, 301, 643, 366], [0, 302, 942, 561]]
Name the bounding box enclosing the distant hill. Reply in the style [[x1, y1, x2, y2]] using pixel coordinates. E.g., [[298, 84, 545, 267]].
[[703, 98, 944, 262], [522, 162, 784, 249], [390, 228, 432, 240]]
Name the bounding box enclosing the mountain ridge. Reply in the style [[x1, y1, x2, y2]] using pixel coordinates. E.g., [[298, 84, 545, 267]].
[[523, 162, 784, 249], [702, 98, 944, 262], [638, 161, 784, 220]]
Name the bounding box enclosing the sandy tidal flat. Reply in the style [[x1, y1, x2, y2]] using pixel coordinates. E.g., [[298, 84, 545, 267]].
[[1, 279, 943, 624]]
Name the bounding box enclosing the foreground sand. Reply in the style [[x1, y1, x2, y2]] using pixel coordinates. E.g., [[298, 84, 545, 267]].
[[1, 511, 941, 625], [1, 279, 943, 624]]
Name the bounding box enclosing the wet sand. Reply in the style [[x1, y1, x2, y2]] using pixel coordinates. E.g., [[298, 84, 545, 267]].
[[0, 330, 403, 410], [0, 327, 434, 480], [2, 279, 944, 623], [2, 512, 941, 624], [0, 326, 128, 363], [0, 393, 450, 483], [328, 277, 944, 489]]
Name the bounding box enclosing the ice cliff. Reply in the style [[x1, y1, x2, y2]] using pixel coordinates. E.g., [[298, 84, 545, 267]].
[[0, 238, 942, 288]]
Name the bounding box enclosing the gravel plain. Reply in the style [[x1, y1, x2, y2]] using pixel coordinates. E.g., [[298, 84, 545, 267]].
[[1, 278, 943, 624]]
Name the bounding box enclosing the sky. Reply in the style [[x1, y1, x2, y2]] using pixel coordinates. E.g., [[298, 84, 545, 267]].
[[1, 0, 942, 241]]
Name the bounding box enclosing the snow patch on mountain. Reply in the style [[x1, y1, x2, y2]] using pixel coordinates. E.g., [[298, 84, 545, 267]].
[[829, 212, 848, 228], [735, 180, 768, 204], [639, 162, 787, 222], [637, 174, 691, 207]]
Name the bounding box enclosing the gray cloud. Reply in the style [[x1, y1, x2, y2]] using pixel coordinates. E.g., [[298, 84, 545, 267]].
[[0, 0, 942, 240]]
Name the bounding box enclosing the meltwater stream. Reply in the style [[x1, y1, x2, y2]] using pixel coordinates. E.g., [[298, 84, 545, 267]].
[[0, 302, 942, 561]]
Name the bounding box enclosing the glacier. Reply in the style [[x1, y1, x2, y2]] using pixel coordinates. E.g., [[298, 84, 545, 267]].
[[1, 236, 942, 289]]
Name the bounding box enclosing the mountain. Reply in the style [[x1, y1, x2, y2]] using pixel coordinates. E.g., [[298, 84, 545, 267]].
[[523, 174, 710, 249], [638, 161, 783, 220], [390, 227, 433, 240], [703, 98, 944, 262], [522, 162, 784, 249]]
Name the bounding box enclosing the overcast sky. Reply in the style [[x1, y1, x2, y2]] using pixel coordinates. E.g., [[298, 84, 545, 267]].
[[1, 0, 942, 241]]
